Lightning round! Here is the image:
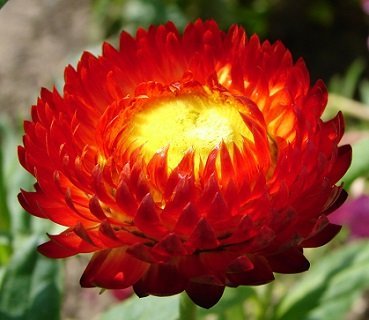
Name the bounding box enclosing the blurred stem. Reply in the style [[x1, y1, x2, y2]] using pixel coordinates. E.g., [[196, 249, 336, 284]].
[[328, 93, 369, 121], [179, 293, 197, 320], [225, 304, 245, 320], [256, 282, 274, 320], [0, 143, 10, 232]]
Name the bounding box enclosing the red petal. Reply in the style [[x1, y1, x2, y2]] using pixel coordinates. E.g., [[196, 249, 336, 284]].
[[134, 194, 167, 238], [324, 188, 348, 215], [38, 240, 77, 258], [328, 144, 352, 184], [80, 248, 149, 289], [207, 192, 230, 221], [227, 255, 254, 273], [219, 142, 235, 184], [152, 233, 187, 258], [301, 223, 341, 248], [147, 147, 168, 192], [38, 228, 98, 258], [185, 282, 225, 309], [226, 255, 274, 286], [222, 215, 258, 245], [186, 218, 219, 251], [174, 202, 200, 236], [267, 247, 310, 273], [89, 196, 107, 220], [127, 243, 156, 263], [133, 263, 187, 297], [115, 180, 137, 216]]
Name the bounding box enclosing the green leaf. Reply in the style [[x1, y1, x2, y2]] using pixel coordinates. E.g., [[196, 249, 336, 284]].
[[275, 241, 369, 320], [0, 236, 62, 320], [0, 119, 34, 237], [100, 295, 180, 320], [341, 138, 369, 187], [0, 122, 13, 266], [329, 59, 366, 98], [0, 125, 11, 237], [359, 79, 369, 106], [0, 0, 8, 9]]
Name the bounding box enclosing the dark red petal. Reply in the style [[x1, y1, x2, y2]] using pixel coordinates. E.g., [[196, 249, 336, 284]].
[[177, 255, 208, 280], [38, 240, 77, 258], [133, 263, 187, 297], [226, 256, 274, 286], [300, 223, 342, 248], [185, 282, 225, 309], [115, 180, 137, 216], [324, 188, 348, 215], [127, 243, 157, 263], [227, 255, 254, 274], [267, 247, 310, 273], [89, 196, 107, 220], [328, 145, 352, 184], [134, 194, 167, 238], [152, 233, 187, 258], [200, 251, 241, 280], [304, 79, 327, 118], [186, 218, 219, 251], [94, 221, 124, 247]]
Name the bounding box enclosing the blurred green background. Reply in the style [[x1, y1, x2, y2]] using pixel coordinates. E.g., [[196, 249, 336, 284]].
[[0, 0, 369, 319]]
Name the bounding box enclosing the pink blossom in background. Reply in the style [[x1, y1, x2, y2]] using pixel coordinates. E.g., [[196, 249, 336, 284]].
[[363, 0, 369, 14], [111, 287, 134, 301], [329, 195, 369, 239]]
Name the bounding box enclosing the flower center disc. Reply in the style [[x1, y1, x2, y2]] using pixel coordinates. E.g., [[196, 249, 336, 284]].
[[128, 92, 252, 169]]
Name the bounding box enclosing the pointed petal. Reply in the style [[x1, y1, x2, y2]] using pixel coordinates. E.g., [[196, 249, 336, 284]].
[[207, 192, 230, 221], [226, 256, 274, 286], [152, 233, 187, 258], [133, 263, 186, 297], [174, 202, 200, 236], [80, 248, 149, 289], [185, 282, 225, 309], [267, 247, 310, 273], [328, 144, 352, 184], [116, 180, 137, 216], [301, 223, 341, 248], [134, 194, 167, 238], [187, 218, 219, 251]]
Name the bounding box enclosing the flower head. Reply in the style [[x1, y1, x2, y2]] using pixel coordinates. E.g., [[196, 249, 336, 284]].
[[19, 20, 351, 308]]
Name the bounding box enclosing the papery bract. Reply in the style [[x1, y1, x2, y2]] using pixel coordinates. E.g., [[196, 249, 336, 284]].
[[19, 20, 351, 308]]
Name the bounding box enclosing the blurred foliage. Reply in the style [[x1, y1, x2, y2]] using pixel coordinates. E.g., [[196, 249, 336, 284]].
[[275, 241, 369, 320], [330, 59, 367, 101], [0, 120, 63, 320], [342, 138, 369, 188]]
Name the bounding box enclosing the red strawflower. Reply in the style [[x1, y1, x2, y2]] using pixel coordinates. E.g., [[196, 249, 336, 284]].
[[19, 20, 351, 308]]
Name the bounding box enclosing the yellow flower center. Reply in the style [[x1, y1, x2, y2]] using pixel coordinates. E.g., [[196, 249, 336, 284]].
[[127, 92, 252, 169]]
